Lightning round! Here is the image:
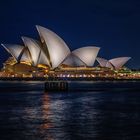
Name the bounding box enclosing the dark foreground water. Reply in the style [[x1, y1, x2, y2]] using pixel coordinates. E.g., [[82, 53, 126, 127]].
[[0, 81, 140, 140]]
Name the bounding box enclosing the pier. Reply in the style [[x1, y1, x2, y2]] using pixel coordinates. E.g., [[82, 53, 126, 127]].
[[45, 81, 68, 91]]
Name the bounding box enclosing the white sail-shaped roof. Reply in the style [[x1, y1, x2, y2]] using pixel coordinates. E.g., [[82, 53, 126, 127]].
[[1, 44, 24, 61], [106, 61, 114, 69], [96, 57, 108, 67], [22, 37, 49, 66], [109, 57, 131, 69], [19, 48, 32, 62], [62, 53, 86, 66], [72, 46, 100, 66], [36, 25, 71, 69], [38, 50, 50, 65], [96, 57, 131, 69]]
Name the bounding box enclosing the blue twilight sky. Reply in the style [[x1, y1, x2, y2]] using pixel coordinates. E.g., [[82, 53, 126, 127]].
[[0, 0, 140, 68]]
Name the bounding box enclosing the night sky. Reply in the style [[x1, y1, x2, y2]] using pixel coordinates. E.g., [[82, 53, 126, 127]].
[[0, 0, 140, 68]]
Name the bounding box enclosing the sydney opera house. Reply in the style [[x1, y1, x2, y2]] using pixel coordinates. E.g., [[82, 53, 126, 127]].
[[0, 25, 139, 79]]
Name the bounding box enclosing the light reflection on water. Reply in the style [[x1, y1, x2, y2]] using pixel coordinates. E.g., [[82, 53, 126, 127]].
[[0, 81, 140, 139]]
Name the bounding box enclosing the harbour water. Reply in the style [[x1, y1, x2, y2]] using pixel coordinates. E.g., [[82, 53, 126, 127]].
[[0, 81, 140, 140]]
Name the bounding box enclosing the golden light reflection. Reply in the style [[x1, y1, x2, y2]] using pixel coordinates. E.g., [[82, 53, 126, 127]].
[[38, 93, 54, 140], [39, 93, 53, 129]]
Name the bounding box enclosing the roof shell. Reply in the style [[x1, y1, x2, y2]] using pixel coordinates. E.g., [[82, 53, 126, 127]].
[[72, 46, 100, 66], [62, 53, 86, 66], [1, 44, 25, 61], [22, 37, 41, 66], [96, 57, 108, 67], [36, 25, 71, 69], [109, 57, 131, 69], [96, 57, 131, 69]]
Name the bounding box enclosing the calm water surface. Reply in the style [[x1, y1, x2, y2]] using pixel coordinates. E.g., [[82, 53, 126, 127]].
[[0, 81, 140, 140]]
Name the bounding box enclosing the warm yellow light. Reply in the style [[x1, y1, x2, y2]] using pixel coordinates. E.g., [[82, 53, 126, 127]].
[[20, 61, 32, 66], [37, 64, 49, 69]]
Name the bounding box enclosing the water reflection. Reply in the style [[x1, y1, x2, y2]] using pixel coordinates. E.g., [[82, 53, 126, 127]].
[[38, 92, 102, 140], [1, 83, 140, 139], [38, 93, 54, 140], [40, 93, 52, 127]]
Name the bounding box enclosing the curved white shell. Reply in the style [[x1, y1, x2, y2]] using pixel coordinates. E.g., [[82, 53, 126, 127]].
[[72, 46, 100, 66], [1, 44, 24, 61], [36, 25, 70, 69], [96, 57, 108, 67], [62, 53, 86, 66], [109, 57, 131, 69]]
